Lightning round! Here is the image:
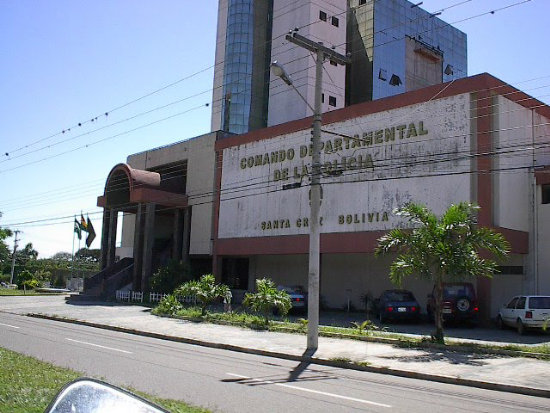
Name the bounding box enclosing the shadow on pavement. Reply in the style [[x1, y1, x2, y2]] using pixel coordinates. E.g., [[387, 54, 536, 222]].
[[379, 350, 502, 366]]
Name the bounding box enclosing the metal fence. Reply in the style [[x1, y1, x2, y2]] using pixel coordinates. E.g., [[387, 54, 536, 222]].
[[116, 290, 195, 304]]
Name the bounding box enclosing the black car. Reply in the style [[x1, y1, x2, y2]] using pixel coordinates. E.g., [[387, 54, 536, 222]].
[[426, 282, 479, 323], [376, 289, 421, 323]]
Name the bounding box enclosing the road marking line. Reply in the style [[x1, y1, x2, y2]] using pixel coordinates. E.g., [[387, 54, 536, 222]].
[[0, 322, 20, 329], [66, 338, 133, 354], [226, 373, 391, 408]]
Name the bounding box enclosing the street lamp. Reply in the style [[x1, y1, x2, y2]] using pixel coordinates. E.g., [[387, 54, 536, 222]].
[[270, 35, 348, 352]]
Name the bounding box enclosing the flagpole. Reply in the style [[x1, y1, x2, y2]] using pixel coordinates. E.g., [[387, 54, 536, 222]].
[[71, 217, 76, 277]]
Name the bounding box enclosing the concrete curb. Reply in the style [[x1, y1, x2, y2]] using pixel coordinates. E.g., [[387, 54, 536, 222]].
[[27, 313, 550, 399]]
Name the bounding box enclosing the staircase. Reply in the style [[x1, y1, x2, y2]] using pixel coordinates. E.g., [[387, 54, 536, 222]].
[[70, 258, 134, 301]]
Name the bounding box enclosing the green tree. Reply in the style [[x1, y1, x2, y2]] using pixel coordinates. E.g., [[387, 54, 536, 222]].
[[0, 213, 13, 270], [150, 260, 193, 293], [375, 202, 509, 343], [51, 252, 73, 261], [175, 274, 231, 316], [243, 278, 292, 324], [75, 248, 101, 263]]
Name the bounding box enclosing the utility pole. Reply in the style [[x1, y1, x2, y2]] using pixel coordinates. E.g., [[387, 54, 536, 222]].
[[285, 32, 350, 352], [9, 230, 20, 285]]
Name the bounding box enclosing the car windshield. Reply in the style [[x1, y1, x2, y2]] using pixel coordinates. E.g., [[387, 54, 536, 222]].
[[443, 285, 473, 298], [385, 291, 415, 301], [528, 297, 550, 309]]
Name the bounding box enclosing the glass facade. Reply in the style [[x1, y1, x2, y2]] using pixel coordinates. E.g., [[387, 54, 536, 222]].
[[222, 0, 255, 134], [347, 0, 467, 104], [221, 0, 272, 134], [372, 0, 467, 100]]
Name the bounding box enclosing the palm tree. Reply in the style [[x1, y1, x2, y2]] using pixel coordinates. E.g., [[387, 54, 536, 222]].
[[243, 278, 292, 325], [175, 274, 231, 316], [375, 202, 509, 343]]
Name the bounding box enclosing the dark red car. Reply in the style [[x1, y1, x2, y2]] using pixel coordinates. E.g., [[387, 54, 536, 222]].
[[427, 282, 479, 323]]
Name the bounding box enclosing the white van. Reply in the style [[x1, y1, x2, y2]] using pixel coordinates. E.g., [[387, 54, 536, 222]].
[[497, 296, 550, 334]]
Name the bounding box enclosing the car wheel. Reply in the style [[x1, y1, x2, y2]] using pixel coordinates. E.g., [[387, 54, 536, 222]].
[[517, 318, 525, 335], [455, 296, 471, 313], [496, 315, 505, 330]]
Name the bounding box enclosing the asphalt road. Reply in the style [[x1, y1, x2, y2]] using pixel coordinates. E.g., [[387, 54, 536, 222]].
[[0, 312, 549, 413]]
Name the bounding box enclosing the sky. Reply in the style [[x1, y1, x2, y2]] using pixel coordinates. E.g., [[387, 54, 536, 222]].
[[1, 0, 549, 259]]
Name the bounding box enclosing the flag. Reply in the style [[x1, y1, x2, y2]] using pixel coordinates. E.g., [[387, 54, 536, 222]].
[[73, 218, 82, 240], [80, 213, 88, 232], [86, 216, 96, 247]]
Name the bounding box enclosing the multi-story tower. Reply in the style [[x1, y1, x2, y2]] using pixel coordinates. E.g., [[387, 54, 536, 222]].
[[211, 0, 274, 135], [211, 0, 467, 134], [346, 0, 467, 105]]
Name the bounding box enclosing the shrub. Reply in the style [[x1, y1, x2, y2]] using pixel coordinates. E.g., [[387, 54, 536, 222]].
[[155, 294, 182, 315], [243, 278, 292, 324], [175, 274, 231, 316]]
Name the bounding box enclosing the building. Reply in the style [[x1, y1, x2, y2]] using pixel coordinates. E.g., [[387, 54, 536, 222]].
[[346, 0, 467, 104], [93, 73, 550, 322], [93, 132, 220, 296], [212, 73, 550, 320], [211, 0, 466, 134]]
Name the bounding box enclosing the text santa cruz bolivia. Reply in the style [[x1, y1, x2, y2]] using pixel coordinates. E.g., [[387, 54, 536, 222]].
[[239, 121, 428, 181], [236, 121, 428, 232]]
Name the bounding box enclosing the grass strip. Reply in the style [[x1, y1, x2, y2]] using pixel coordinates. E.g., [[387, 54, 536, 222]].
[[0, 347, 208, 413], [152, 305, 550, 360]]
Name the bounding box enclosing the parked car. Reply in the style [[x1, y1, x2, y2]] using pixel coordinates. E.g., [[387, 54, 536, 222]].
[[497, 295, 550, 334], [376, 289, 421, 323], [426, 282, 479, 323], [277, 285, 307, 313]]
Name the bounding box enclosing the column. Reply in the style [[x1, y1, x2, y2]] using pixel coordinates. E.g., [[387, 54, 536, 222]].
[[132, 204, 144, 290], [182, 207, 192, 264], [100, 209, 110, 270], [173, 209, 184, 262], [141, 203, 155, 294], [106, 208, 118, 268]]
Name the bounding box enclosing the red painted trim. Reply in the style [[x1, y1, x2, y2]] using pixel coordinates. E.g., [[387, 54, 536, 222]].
[[490, 227, 529, 254], [535, 166, 550, 185], [216, 235, 309, 255], [215, 227, 527, 256], [321, 231, 387, 253], [215, 73, 550, 151], [130, 188, 188, 207]]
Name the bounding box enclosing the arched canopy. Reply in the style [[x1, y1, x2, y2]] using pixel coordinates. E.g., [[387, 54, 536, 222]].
[[97, 163, 188, 210]]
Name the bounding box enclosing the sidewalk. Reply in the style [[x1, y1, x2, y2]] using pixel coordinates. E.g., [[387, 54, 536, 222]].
[[1, 295, 549, 397]]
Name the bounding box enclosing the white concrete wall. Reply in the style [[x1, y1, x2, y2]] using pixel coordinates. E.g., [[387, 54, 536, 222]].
[[220, 93, 472, 238], [537, 188, 550, 294], [121, 133, 217, 256], [268, 0, 347, 127], [492, 96, 532, 231]]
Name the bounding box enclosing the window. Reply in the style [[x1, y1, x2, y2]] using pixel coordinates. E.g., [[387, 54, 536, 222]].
[[330, 60, 338, 66], [516, 297, 526, 309], [319, 10, 327, 21], [542, 184, 550, 204], [331, 16, 339, 27], [321, 93, 325, 103], [328, 96, 337, 107], [378, 68, 387, 81], [389, 74, 402, 86], [359, 0, 367, 4], [506, 297, 519, 309]]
